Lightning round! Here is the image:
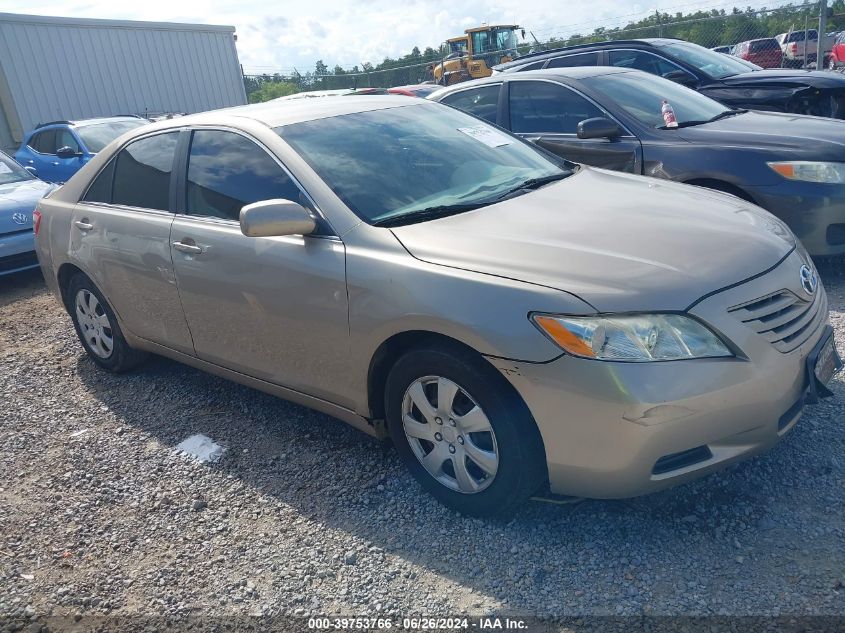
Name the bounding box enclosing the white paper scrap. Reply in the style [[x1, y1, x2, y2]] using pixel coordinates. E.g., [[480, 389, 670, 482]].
[[457, 126, 512, 148]]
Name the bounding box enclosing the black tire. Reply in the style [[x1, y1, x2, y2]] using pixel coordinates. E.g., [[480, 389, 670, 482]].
[[385, 343, 547, 517], [66, 273, 147, 373]]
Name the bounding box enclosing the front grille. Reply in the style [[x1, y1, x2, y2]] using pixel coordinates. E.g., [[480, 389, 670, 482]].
[[728, 288, 827, 353], [0, 251, 38, 273]]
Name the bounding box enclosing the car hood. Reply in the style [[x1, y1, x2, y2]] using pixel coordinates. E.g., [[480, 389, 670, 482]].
[[390, 168, 794, 312], [676, 110, 845, 156], [0, 179, 54, 234], [717, 69, 845, 89]]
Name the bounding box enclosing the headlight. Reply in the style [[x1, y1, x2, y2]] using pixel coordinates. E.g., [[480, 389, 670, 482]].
[[532, 314, 733, 362], [767, 161, 845, 183]]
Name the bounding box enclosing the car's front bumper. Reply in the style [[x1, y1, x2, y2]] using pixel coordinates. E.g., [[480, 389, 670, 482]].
[[0, 229, 37, 276], [488, 250, 835, 498], [745, 181, 845, 257]]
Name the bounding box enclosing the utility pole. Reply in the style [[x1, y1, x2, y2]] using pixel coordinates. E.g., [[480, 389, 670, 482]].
[[819, 0, 828, 69]]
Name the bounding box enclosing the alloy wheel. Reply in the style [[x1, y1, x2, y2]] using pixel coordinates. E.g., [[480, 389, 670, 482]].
[[75, 289, 114, 359], [401, 375, 499, 494]]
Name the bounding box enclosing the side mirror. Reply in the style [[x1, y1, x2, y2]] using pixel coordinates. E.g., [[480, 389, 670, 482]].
[[577, 117, 623, 140], [56, 146, 80, 159], [239, 199, 316, 238], [663, 69, 697, 86], [24, 166, 38, 177]]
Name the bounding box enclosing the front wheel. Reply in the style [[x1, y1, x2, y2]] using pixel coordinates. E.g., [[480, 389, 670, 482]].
[[385, 345, 547, 517]]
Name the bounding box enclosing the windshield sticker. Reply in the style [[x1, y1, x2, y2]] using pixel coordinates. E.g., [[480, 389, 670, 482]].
[[457, 126, 512, 148], [0, 162, 11, 174]]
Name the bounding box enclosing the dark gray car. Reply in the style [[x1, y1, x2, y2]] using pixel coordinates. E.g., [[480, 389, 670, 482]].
[[429, 67, 845, 257]]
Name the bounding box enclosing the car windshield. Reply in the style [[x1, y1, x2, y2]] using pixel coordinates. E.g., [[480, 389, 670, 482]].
[[660, 41, 760, 78], [583, 71, 735, 128], [0, 151, 34, 185], [276, 103, 567, 225], [76, 120, 146, 153]]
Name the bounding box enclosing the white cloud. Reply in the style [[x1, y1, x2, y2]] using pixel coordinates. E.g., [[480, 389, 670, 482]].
[[0, 0, 795, 74]]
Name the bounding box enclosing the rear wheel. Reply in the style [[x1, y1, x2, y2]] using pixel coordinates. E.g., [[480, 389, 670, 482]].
[[67, 273, 147, 372], [385, 344, 546, 517]]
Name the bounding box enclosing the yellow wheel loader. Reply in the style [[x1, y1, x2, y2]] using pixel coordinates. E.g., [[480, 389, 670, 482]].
[[428, 25, 524, 86]]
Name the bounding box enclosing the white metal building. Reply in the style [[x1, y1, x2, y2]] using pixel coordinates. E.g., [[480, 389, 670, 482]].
[[0, 12, 247, 150]]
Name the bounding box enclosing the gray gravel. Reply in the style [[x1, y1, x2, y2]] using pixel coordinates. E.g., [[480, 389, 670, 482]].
[[0, 265, 843, 623]]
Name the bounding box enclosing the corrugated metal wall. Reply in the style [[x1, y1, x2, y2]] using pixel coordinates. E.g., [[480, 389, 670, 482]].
[[0, 13, 248, 150]]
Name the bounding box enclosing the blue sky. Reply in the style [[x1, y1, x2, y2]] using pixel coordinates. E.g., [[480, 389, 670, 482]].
[[1, 0, 795, 74]]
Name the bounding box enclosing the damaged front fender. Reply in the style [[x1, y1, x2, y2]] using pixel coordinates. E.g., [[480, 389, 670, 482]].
[[700, 83, 845, 119]]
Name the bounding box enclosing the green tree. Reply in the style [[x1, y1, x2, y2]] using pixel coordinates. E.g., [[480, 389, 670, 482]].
[[248, 81, 298, 103]]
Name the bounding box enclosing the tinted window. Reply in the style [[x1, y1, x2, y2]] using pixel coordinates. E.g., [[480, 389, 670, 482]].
[[516, 60, 546, 71], [661, 41, 760, 77], [56, 128, 80, 153], [186, 130, 303, 222], [77, 120, 147, 153], [111, 132, 178, 211], [83, 159, 116, 204], [750, 39, 781, 52], [29, 129, 57, 154], [608, 50, 681, 77], [546, 52, 598, 68], [439, 85, 500, 123], [509, 81, 603, 134]]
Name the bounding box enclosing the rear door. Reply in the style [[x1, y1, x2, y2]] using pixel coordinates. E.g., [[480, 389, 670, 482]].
[[505, 79, 642, 173], [169, 128, 350, 405], [72, 130, 194, 354]]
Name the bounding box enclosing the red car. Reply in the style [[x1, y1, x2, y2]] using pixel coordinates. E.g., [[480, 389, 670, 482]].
[[828, 32, 845, 69], [734, 38, 783, 68], [387, 84, 440, 98]]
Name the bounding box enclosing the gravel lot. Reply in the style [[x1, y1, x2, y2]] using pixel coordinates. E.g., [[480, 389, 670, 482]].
[[1, 265, 844, 627]]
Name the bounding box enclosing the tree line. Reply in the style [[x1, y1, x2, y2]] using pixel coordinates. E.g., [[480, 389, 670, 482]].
[[245, 1, 845, 102]]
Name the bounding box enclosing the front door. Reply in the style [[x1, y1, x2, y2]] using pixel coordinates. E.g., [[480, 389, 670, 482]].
[[169, 129, 351, 406], [507, 79, 643, 173], [71, 130, 194, 354]]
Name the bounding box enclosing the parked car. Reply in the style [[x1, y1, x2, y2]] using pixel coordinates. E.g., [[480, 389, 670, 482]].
[[0, 150, 54, 275], [388, 84, 441, 97], [827, 31, 845, 69], [34, 97, 840, 516], [733, 38, 783, 68], [494, 39, 845, 118], [14, 116, 147, 184], [430, 67, 845, 257], [775, 30, 835, 68]]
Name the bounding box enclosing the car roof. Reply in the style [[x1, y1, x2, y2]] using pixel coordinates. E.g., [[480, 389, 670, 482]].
[[31, 116, 144, 132], [429, 66, 634, 97], [493, 37, 678, 71], [142, 96, 426, 131]]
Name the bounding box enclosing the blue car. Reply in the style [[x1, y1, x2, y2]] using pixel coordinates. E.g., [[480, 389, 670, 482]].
[[0, 150, 55, 276], [13, 117, 147, 184]]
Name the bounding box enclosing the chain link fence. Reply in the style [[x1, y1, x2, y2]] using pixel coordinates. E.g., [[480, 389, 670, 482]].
[[243, 2, 845, 100]]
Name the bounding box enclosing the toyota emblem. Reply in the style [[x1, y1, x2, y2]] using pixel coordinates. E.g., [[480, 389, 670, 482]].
[[799, 264, 817, 296], [11, 212, 28, 225]]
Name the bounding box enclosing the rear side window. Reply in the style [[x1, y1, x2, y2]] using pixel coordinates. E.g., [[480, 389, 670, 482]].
[[509, 81, 603, 134], [111, 132, 179, 211], [546, 52, 598, 68], [439, 85, 500, 123], [29, 129, 57, 154], [185, 130, 303, 222], [750, 39, 780, 52], [82, 159, 116, 203], [608, 50, 681, 77]]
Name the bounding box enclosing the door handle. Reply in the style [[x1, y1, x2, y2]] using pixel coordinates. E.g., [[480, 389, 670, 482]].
[[74, 220, 93, 231], [172, 241, 203, 255]]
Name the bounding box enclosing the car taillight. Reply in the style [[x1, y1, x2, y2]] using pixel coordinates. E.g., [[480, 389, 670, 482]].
[[791, 42, 798, 53], [33, 210, 42, 236]]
